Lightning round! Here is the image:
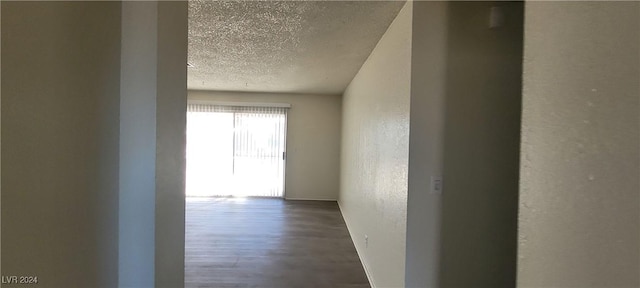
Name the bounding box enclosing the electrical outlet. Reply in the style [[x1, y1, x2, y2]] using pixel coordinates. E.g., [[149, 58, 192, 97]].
[[364, 235, 369, 248]]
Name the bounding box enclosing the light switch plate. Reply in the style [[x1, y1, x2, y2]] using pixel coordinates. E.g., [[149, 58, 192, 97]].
[[431, 176, 443, 194]]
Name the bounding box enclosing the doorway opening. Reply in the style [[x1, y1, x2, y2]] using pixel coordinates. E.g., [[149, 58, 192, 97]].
[[185, 103, 288, 198]]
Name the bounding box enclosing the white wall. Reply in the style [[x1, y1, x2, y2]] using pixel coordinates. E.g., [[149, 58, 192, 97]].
[[518, 2, 640, 287], [1, 2, 187, 287], [1, 2, 122, 287], [189, 90, 342, 201], [438, 2, 523, 287], [405, 2, 524, 287], [155, 2, 188, 287], [119, 2, 187, 287], [405, 2, 448, 287], [339, 2, 412, 287], [119, 3, 158, 286]]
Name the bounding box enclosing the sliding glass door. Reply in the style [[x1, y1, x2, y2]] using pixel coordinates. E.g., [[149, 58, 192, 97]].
[[186, 104, 287, 197]]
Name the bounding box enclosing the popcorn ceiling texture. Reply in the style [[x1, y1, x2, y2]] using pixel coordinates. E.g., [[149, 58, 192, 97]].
[[188, 0, 404, 94]]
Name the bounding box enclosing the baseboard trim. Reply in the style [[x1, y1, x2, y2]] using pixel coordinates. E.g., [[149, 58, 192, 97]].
[[337, 201, 377, 288], [284, 197, 337, 201]]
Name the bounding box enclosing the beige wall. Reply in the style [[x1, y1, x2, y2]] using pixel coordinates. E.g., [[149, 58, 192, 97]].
[[119, 2, 188, 287], [188, 90, 342, 201], [405, 2, 448, 286], [119, 2, 187, 287], [438, 2, 523, 287], [405, 3, 523, 287], [519, 2, 640, 287], [155, 2, 188, 287], [1, 2, 122, 287], [339, 2, 412, 287], [1, 2, 187, 286], [119, 2, 157, 285]]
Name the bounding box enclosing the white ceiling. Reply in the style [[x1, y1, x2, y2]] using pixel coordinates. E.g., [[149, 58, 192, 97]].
[[188, 1, 405, 95]]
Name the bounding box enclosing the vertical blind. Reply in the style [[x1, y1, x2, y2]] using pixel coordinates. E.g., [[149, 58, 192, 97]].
[[186, 104, 288, 197]]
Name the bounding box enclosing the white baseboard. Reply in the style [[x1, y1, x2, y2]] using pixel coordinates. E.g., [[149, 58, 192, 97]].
[[337, 201, 377, 288], [284, 197, 337, 201]]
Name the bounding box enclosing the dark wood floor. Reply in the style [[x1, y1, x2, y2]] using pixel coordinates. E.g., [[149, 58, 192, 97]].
[[185, 197, 370, 288]]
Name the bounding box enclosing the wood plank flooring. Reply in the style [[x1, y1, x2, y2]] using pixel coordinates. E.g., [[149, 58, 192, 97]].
[[185, 197, 370, 288]]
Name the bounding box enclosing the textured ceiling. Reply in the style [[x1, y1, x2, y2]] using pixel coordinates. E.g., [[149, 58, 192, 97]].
[[188, 1, 405, 95]]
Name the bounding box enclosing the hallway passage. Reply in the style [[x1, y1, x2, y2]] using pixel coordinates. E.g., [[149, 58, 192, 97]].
[[185, 197, 370, 288]]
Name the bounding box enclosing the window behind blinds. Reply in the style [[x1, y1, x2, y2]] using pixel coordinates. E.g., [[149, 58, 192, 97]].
[[186, 104, 288, 197]]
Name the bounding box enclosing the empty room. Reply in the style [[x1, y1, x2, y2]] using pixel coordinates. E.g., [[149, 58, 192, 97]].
[[184, 1, 403, 287], [1, 1, 638, 288]]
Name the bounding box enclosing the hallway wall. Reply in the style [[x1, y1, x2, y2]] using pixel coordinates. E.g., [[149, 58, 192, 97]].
[[405, 2, 448, 286], [119, 3, 157, 285], [1, 2, 122, 287], [405, 2, 524, 287], [438, 2, 523, 287], [119, 2, 188, 287], [1, 2, 188, 286], [339, 2, 412, 287], [519, 2, 640, 286]]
